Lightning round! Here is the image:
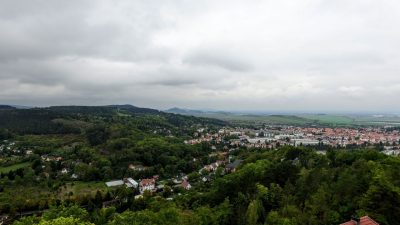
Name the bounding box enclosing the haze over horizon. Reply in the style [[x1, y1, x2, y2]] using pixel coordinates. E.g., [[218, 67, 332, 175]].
[[1, 0, 400, 112]]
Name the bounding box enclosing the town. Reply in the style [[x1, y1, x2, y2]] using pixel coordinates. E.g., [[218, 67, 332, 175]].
[[187, 126, 400, 154]]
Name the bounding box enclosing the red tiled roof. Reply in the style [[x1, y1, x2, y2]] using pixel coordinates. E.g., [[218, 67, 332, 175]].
[[340, 216, 379, 225], [140, 178, 155, 186], [181, 179, 190, 188]]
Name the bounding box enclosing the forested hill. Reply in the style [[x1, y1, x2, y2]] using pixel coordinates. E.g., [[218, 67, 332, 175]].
[[0, 105, 16, 110], [0, 105, 227, 135]]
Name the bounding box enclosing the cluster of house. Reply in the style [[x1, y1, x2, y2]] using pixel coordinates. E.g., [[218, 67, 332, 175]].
[[200, 159, 243, 174], [0, 141, 18, 154], [41, 154, 63, 162], [186, 126, 400, 150], [106, 177, 156, 194], [105, 156, 245, 199], [105, 175, 192, 198], [201, 160, 225, 173], [284, 127, 400, 147], [128, 164, 149, 172], [382, 146, 400, 156]]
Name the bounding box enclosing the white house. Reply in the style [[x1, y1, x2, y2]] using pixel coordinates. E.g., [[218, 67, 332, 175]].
[[139, 178, 156, 193]]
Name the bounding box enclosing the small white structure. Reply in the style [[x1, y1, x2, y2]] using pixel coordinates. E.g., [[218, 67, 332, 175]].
[[292, 139, 320, 147], [26, 150, 33, 155], [316, 151, 327, 155], [128, 164, 148, 171], [383, 149, 400, 156], [126, 178, 139, 188], [157, 184, 165, 191], [106, 180, 124, 187], [134, 195, 143, 199]]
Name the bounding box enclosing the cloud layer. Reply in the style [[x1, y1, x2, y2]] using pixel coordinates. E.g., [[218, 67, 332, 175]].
[[1, 0, 400, 112]]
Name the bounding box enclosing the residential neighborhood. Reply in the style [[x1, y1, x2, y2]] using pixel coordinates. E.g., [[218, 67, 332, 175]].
[[187, 126, 400, 154]]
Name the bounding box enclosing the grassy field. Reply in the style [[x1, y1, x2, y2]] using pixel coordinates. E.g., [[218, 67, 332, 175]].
[[0, 181, 108, 212], [58, 181, 107, 199], [16, 134, 84, 147], [235, 115, 314, 125], [300, 114, 355, 125], [0, 162, 31, 173], [198, 114, 314, 126], [0, 185, 52, 211], [168, 109, 400, 127], [208, 110, 400, 126]]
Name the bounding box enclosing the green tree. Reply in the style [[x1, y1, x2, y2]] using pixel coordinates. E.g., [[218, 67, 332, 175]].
[[246, 199, 264, 225], [38, 217, 93, 225], [360, 180, 400, 225], [86, 125, 109, 146], [265, 211, 294, 225], [42, 205, 89, 222]]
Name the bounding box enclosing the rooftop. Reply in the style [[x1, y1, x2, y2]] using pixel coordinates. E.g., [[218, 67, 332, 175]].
[[340, 216, 379, 225], [226, 159, 243, 169], [105, 180, 124, 187]]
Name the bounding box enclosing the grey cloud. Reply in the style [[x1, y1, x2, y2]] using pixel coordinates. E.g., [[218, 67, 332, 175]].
[[144, 79, 197, 87], [0, 0, 171, 62], [305, 52, 386, 70], [0, 59, 71, 85], [183, 50, 252, 72], [1, 0, 400, 111]]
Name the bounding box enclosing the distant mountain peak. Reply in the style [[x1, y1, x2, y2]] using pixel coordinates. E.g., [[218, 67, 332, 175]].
[[0, 104, 31, 109], [107, 104, 138, 109], [166, 107, 205, 114], [0, 105, 16, 110]]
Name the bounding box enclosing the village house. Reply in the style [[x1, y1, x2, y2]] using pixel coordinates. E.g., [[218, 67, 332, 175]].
[[202, 161, 221, 172], [61, 168, 69, 174], [172, 178, 182, 184], [139, 178, 156, 194], [339, 216, 379, 225], [125, 178, 139, 188], [41, 155, 63, 162], [128, 164, 148, 171], [181, 179, 191, 190], [225, 159, 243, 173]]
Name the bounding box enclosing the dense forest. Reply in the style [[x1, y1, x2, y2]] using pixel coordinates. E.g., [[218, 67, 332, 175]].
[[0, 106, 399, 225], [8, 147, 400, 225], [0, 105, 225, 135]]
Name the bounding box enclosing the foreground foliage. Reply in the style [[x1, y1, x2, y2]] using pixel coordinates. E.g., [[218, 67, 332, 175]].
[[11, 147, 400, 225]]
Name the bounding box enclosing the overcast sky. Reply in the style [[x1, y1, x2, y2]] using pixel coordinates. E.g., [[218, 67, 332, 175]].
[[1, 0, 400, 112]]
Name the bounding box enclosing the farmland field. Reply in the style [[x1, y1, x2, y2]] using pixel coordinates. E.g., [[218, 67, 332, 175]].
[[0, 162, 31, 173]]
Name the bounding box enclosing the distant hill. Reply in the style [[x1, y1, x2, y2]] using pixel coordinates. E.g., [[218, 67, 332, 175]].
[[166, 107, 210, 115], [166, 107, 315, 126], [47, 104, 160, 116], [0, 105, 16, 110], [0, 105, 227, 135], [0, 104, 32, 109], [165, 107, 400, 127]]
